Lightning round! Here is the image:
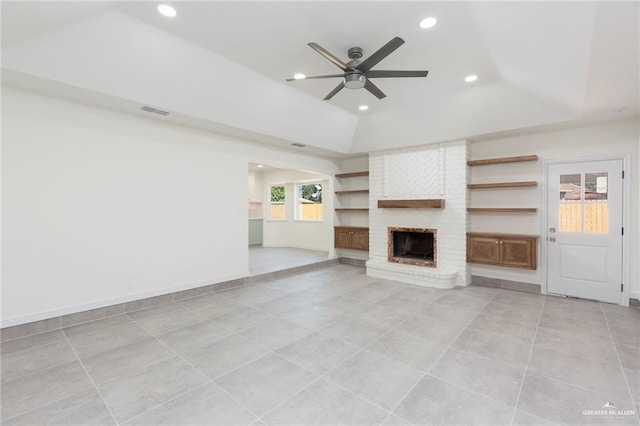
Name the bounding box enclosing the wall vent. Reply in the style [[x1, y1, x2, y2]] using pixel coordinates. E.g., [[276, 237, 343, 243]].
[[140, 106, 170, 116]]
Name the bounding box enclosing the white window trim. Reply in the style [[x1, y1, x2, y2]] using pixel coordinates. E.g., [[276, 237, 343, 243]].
[[295, 182, 323, 222], [268, 184, 287, 221]]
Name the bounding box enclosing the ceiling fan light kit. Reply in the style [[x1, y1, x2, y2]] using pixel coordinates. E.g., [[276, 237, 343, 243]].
[[287, 36, 428, 100], [344, 73, 366, 89]]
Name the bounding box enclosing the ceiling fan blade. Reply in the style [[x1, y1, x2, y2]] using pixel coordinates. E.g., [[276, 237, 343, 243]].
[[308, 43, 348, 71], [323, 82, 345, 100], [286, 74, 344, 82], [364, 80, 386, 99], [357, 37, 405, 73], [366, 70, 429, 78]]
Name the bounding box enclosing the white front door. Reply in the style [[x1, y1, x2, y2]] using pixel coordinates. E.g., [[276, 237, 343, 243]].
[[547, 159, 623, 304]]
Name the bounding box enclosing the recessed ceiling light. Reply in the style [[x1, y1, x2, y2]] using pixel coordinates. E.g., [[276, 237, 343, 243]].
[[420, 17, 437, 29], [257, 164, 264, 168], [464, 75, 478, 82], [157, 4, 176, 17], [358, 105, 369, 111], [293, 73, 306, 80]]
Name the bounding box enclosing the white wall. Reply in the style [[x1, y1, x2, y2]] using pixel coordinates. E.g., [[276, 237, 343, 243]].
[[262, 169, 332, 253], [1, 87, 340, 326], [470, 119, 640, 298]]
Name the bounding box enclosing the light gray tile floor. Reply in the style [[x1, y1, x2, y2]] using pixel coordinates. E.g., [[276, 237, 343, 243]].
[[248, 246, 329, 275], [1, 264, 639, 425]]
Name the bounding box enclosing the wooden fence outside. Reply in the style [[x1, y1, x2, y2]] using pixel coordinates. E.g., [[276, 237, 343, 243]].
[[269, 203, 322, 220], [559, 200, 608, 233]]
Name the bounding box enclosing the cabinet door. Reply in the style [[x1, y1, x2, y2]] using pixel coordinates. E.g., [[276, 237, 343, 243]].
[[467, 236, 500, 265], [351, 230, 369, 251], [501, 238, 536, 269], [248, 220, 263, 246], [335, 229, 352, 249]]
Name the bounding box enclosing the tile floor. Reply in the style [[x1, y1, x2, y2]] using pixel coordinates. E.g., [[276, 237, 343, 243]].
[[1, 264, 639, 425], [248, 247, 329, 275]]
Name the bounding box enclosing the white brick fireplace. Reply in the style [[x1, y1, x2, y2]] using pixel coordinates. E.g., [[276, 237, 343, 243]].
[[366, 140, 470, 288]]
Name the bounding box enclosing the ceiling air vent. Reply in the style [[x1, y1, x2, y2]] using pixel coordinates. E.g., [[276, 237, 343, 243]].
[[140, 106, 170, 116], [291, 143, 307, 148]]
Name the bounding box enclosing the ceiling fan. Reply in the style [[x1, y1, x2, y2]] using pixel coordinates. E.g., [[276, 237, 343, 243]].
[[287, 36, 428, 100]]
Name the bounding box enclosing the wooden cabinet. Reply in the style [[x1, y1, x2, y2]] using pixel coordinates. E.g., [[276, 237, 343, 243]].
[[467, 233, 538, 270], [335, 226, 369, 251]]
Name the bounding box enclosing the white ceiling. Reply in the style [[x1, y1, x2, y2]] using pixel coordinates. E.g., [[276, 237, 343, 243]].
[[2, 1, 638, 157]]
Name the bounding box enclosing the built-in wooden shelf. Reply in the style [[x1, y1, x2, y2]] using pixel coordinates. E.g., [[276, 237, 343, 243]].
[[467, 155, 538, 167], [335, 189, 370, 195], [335, 171, 369, 178], [467, 181, 538, 189], [467, 208, 538, 213], [335, 208, 369, 212], [378, 199, 445, 209]]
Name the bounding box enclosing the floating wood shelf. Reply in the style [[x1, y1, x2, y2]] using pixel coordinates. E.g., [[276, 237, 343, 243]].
[[378, 199, 445, 209], [467, 155, 538, 167], [335, 189, 370, 195], [467, 181, 538, 189], [335, 171, 369, 178], [467, 208, 538, 213], [335, 208, 369, 212]]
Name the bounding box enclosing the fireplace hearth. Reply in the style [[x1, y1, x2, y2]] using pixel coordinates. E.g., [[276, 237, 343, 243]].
[[388, 227, 436, 267]]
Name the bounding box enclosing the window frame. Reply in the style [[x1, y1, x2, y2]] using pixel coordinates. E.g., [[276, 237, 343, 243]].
[[268, 184, 287, 221], [294, 182, 323, 222]]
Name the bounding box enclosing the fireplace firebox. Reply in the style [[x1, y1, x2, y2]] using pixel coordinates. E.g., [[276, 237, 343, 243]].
[[388, 227, 436, 267]]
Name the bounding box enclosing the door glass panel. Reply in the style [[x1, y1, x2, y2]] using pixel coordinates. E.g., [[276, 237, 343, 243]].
[[585, 172, 608, 233], [559, 174, 582, 232]]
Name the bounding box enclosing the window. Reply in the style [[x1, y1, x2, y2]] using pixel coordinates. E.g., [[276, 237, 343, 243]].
[[296, 183, 322, 221], [558, 172, 608, 233], [269, 185, 286, 220]]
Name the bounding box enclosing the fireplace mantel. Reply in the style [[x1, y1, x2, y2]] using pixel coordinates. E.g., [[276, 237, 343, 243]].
[[377, 199, 445, 209]]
